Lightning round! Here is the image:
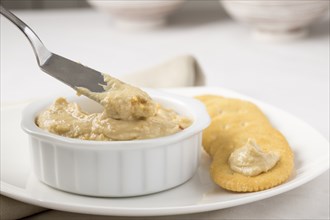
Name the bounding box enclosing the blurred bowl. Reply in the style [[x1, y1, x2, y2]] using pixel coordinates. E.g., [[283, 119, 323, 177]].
[[220, 0, 329, 41], [87, 0, 185, 30]]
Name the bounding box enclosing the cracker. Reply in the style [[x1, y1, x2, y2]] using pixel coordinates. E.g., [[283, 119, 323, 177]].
[[195, 95, 294, 192]]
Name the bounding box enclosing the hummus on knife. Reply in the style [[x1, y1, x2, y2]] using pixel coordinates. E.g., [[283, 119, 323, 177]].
[[36, 75, 192, 141]]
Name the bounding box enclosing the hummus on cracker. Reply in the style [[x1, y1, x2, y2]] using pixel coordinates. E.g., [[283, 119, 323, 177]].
[[229, 139, 280, 176]]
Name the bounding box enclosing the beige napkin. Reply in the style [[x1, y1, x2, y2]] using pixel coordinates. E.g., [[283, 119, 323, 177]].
[[0, 55, 205, 220], [120, 55, 205, 87]]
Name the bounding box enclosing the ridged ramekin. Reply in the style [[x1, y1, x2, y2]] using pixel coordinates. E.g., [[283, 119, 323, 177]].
[[21, 89, 210, 197]]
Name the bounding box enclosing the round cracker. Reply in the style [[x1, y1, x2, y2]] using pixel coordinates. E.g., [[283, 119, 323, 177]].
[[195, 95, 294, 192]]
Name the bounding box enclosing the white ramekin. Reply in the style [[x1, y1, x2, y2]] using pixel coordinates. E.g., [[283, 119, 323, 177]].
[[21, 89, 210, 197]]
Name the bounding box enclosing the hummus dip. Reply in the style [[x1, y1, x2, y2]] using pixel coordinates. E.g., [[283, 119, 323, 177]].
[[228, 139, 280, 176], [36, 75, 192, 141], [77, 74, 157, 121]]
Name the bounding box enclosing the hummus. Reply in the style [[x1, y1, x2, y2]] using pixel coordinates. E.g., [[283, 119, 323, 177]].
[[36, 74, 192, 141], [77, 74, 156, 120], [228, 139, 280, 176]]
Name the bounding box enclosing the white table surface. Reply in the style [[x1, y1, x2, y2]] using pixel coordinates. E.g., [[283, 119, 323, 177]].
[[1, 8, 329, 219]]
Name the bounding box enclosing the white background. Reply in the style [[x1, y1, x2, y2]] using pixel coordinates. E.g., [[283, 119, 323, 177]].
[[1, 3, 329, 219]]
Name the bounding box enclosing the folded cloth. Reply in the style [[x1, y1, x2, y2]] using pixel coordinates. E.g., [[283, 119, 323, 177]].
[[120, 55, 205, 87], [0, 196, 47, 219], [0, 55, 205, 220]]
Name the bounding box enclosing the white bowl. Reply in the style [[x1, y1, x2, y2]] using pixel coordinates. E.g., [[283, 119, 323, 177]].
[[87, 0, 185, 30], [220, 0, 330, 41], [21, 90, 210, 197]]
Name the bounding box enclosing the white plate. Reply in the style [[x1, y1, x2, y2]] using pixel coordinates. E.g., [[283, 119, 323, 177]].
[[1, 87, 329, 216]]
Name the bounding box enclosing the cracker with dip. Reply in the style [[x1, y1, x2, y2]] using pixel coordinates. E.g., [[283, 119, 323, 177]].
[[196, 95, 294, 192]]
